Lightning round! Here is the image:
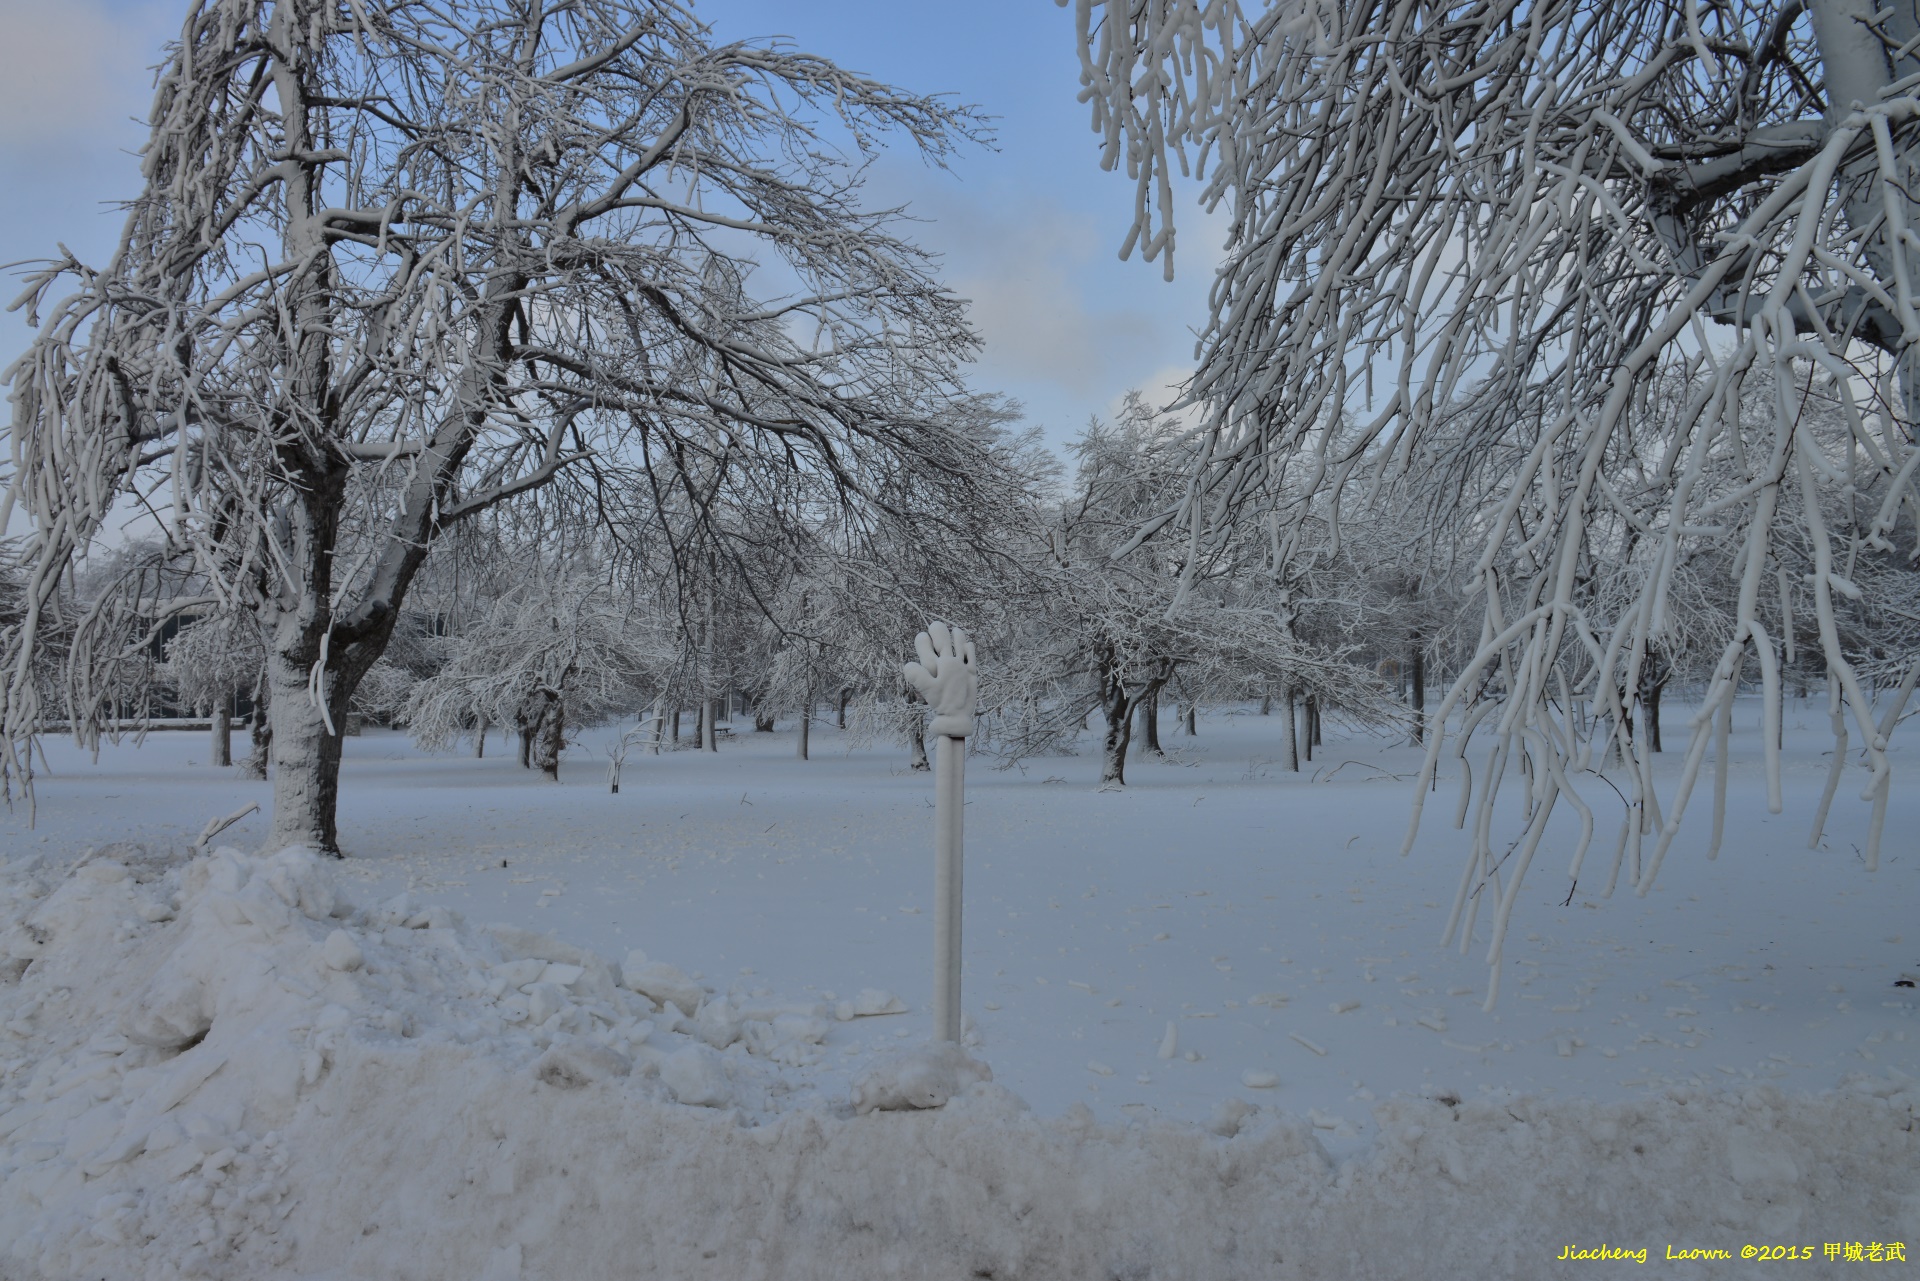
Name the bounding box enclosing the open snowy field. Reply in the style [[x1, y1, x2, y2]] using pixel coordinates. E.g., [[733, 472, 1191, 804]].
[[1, 699, 1916, 1278]]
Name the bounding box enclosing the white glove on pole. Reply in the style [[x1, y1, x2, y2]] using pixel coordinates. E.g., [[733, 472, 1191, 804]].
[[903, 622, 978, 738]]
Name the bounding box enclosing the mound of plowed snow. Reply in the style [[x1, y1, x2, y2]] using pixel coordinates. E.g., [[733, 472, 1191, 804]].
[[0, 846, 1913, 1280]]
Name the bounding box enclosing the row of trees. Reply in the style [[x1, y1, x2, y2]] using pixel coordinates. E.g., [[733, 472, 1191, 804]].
[[51, 392, 1426, 791], [54, 376, 1907, 808]]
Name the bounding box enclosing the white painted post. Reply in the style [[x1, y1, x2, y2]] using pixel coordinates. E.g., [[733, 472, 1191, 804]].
[[904, 623, 978, 1044], [933, 731, 964, 1042]]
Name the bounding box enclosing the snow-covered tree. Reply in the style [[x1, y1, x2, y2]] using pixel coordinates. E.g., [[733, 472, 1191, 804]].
[[405, 573, 667, 780], [991, 398, 1393, 785], [3, 0, 998, 854], [1069, 0, 1920, 994], [161, 610, 263, 767]]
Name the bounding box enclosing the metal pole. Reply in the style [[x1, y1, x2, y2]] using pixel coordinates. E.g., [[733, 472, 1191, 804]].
[[933, 732, 965, 1042]]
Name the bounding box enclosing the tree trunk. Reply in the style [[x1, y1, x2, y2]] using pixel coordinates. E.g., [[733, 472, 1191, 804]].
[[1183, 703, 1197, 736], [671, 706, 681, 746], [264, 647, 351, 856], [1637, 643, 1670, 754], [702, 697, 718, 751], [1303, 694, 1319, 762], [837, 687, 850, 730], [1310, 696, 1322, 747], [1100, 682, 1133, 787], [909, 711, 930, 770], [798, 698, 810, 760], [755, 707, 775, 733], [209, 689, 232, 767], [502, 687, 558, 774], [1409, 639, 1426, 746], [1282, 687, 1299, 772], [474, 715, 487, 759], [243, 670, 271, 782], [531, 692, 565, 781], [1260, 689, 1272, 715], [1137, 684, 1163, 757]]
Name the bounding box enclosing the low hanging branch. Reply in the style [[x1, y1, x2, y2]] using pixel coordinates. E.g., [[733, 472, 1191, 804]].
[[1068, 0, 1920, 998]]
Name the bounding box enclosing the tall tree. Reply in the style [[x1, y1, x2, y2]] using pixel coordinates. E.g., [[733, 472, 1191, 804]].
[[1069, 0, 1920, 994], [3, 0, 995, 853]]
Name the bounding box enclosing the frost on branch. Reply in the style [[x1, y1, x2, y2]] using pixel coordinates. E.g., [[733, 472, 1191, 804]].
[[0, 0, 1002, 853], [1070, 0, 1920, 994]]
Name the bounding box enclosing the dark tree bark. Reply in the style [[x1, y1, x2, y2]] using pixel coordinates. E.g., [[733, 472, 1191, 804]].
[[516, 692, 541, 769], [1409, 638, 1426, 746], [1100, 681, 1135, 786], [242, 670, 271, 781], [1098, 650, 1170, 786], [906, 688, 931, 770], [1136, 683, 1163, 757], [531, 693, 566, 781], [1283, 686, 1299, 772], [210, 689, 232, 767], [1640, 644, 1671, 753], [909, 716, 930, 770]]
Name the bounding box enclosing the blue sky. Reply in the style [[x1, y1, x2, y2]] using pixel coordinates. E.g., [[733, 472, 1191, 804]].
[[0, 0, 1221, 455]]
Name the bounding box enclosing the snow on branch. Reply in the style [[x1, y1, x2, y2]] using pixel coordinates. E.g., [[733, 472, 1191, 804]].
[[1070, 0, 1920, 994]]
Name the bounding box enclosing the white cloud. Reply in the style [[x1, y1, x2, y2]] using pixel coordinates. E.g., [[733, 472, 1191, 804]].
[[954, 254, 1158, 398], [887, 177, 1174, 402], [0, 0, 160, 149], [1111, 363, 1202, 422]]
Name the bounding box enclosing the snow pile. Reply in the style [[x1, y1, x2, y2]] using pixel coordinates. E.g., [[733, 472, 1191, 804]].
[[1, 846, 1916, 1281]]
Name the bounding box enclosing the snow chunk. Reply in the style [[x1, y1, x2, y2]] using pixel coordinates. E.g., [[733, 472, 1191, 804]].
[[1727, 1129, 1800, 1186], [321, 930, 364, 972], [850, 1043, 992, 1115], [1207, 1098, 1254, 1137], [660, 1045, 732, 1107], [493, 958, 545, 988], [120, 971, 211, 1050], [78, 860, 132, 885], [532, 1037, 632, 1089], [622, 955, 704, 1016], [537, 962, 585, 989], [835, 988, 908, 1020], [260, 846, 335, 920]]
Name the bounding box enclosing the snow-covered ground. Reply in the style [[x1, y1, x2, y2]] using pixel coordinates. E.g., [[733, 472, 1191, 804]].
[[1, 699, 1916, 1278]]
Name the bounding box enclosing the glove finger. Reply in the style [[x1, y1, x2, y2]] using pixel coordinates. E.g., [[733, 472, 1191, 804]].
[[927, 620, 953, 658], [915, 631, 938, 670]]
